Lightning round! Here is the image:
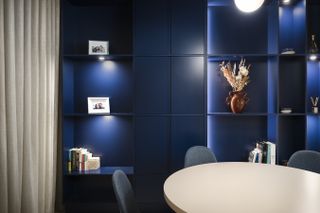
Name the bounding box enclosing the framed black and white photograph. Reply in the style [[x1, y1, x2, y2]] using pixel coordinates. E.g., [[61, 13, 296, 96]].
[[87, 97, 110, 114], [88, 40, 109, 55]]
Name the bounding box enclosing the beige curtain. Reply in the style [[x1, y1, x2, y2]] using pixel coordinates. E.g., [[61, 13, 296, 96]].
[[0, 0, 60, 212]]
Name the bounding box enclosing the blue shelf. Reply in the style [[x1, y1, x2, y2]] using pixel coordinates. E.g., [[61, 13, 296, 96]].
[[134, 113, 204, 117], [279, 54, 306, 57], [278, 113, 306, 116], [63, 54, 133, 60], [207, 112, 271, 116], [64, 113, 205, 117], [208, 54, 278, 57], [65, 166, 134, 176], [135, 54, 205, 57], [207, 113, 308, 116], [64, 113, 134, 117], [307, 113, 320, 116]]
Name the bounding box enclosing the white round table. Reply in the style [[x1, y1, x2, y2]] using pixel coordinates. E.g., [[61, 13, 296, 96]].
[[164, 162, 320, 213]]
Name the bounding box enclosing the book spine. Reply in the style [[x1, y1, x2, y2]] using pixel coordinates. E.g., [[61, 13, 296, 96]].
[[262, 142, 268, 163], [80, 153, 86, 172], [248, 150, 254, 162], [68, 149, 72, 172], [84, 153, 88, 171], [253, 151, 258, 163], [75, 150, 80, 171], [266, 142, 276, 165], [267, 143, 271, 164], [270, 143, 276, 165], [68, 161, 71, 173], [71, 150, 76, 171], [258, 151, 263, 163]]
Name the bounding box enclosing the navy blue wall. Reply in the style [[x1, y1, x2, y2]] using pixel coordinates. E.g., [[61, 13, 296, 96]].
[[133, 0, 206, 210]]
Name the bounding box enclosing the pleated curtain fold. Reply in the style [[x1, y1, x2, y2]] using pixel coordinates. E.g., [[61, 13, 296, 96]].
[[0, 0, 60, 212]]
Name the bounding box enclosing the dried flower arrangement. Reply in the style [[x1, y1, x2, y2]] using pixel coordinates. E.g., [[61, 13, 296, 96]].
[[219, 58, 251, 113], [219, 58, 251, 92]]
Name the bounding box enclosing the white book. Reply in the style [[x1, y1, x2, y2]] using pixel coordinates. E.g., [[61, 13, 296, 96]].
[[253, 148, 262, 163], [248, 150, 256, 163], [266, 141, 276, 165]]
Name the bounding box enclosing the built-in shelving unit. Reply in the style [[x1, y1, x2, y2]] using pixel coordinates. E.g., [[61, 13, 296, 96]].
[[61, 0, 320, 212], [62, 0, 206, 212], [61, 0, 134, 211], [207, 0, 320, 165]]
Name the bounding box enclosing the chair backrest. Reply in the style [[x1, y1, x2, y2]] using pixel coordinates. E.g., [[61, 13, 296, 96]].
[[288, 150, 320, 174], [112, 170, 140, 213], [184, 146, 217, 168]]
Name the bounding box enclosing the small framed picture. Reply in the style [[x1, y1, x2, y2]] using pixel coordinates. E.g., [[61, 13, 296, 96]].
[[88, 40, 109, 55], [87, 97, 110, 114]]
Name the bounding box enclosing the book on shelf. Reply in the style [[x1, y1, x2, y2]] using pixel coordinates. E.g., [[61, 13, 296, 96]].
[[248, 141, 276, 164], [67, 147, 100, 173], [266, 141, 276, 165]]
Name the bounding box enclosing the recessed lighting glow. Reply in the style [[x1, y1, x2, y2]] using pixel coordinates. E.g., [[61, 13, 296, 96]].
[[104, 115, 112, 120], [282, 0, 291, 5], [309, 55, 317, 61], [103, 60, 116, 70], [234, 0, 265, 13], [98, 56, 105, 61]]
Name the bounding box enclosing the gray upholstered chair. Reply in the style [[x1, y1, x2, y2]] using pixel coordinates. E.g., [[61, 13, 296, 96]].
[[112, 170, 140, 213], [287, 150, 320, 174], [184, 146, 217, 168]]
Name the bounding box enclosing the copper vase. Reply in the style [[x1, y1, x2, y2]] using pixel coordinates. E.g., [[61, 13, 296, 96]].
[[226, 90, 249, 113]]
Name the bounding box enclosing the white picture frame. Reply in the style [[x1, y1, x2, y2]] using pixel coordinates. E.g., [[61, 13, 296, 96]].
[[88, 40, 109, 55], [87, 97, 110, 114]]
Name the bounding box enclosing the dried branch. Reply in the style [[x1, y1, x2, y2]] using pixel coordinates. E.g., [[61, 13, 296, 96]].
[[219, 59, 251, 92]]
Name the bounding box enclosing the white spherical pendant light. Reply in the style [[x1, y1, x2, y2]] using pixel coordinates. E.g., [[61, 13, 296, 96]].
[[234, 0, 265, 13]]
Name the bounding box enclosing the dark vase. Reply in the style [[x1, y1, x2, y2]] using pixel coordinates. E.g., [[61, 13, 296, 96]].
[[226, 90, 249, 113], [310, 34, 318, 53]]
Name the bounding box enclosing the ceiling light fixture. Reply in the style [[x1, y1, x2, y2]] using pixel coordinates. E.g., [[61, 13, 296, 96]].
[[234, 0, 265, 13], [282, 0, 291, 5]]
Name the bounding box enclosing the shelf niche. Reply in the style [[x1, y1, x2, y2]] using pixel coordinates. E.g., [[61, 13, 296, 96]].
[[278, 116, 306, 165], [207, 115, 277, 162], [279, 0, 306, 54], [279, 56, 306, 113], [63, 58, 133, 114], [207, 0, 278, 55], [307, 59, 320, 113], [63, 0, 132, 55], [63, 116, 134, 172], [207, 56, 277, 114], [307, 0, 320, 53]]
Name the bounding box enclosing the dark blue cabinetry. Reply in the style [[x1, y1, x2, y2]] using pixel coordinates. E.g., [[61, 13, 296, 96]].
[[134, 0, 170, 55], [171, 0, 205, 54], [135, 57, 170, 114], [172, 57, 204, 114], [62, 0, 205, 212], [135, 117, 170, 174], [62, 0, 320, 212], [171, 116, 205, 170]]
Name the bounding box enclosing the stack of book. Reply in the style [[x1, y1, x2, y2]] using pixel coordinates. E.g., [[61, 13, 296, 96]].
[[67, 148, 100, 172], [248, 141, 276, 164]]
